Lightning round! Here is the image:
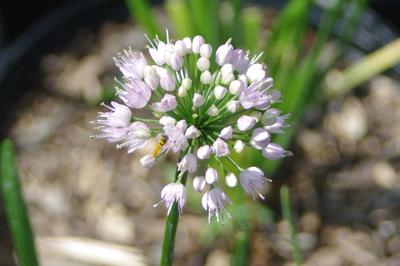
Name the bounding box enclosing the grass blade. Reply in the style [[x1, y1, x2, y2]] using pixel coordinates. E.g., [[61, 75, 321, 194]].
[[165, 0, 195, 38], [325, 38, 400, 97], [280, 185, 302, 265], [241, 7, 263, 52], [0, 139, 39, 266], [125, 0, 162, 38], [185, 0, 219, 45]]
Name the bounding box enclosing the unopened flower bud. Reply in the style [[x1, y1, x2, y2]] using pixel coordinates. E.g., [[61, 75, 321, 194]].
[[193, 93, 205, 107], [200, 71, 212, 84], [178, 153, 197, 173], [169, 53, 183, 71], [193, 176, 206, 193], [159, 116, 176, 126], [229, 80, 244, 95], [207, 105, 219, 116], [159, 70, 176, 91], [226, 172, 238, 187], [234, 140, 244, 153], [174, 40, 187, 56], [205, 167, 219, 184], [262, 143, 292, 160], [185, 125, 201, 139], [200, 44, 212, 58], [197, 57, 210, 71], [251, 128, 270, 150], [212, 138, 229, 157], [176, 120, 188, 132], [216, 38, 233, 66], [192, 35, 205, 53], [227, 100, 240, 113], [214, 85, 227, 100], [197, 145, 211, 159], [219, 126, 233, 140], [182, 37, 192, 52], [178, 85, 187, 97], [237, 115, 257, 131], [182, 78, 192, 90]]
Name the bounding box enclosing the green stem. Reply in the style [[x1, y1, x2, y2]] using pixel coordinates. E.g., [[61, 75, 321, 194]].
[[1, 139, 39, 266], [160, 145, 192, 266]]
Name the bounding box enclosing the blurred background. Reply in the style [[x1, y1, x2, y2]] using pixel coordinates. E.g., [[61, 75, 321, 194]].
[[0, 0, 400, 265]]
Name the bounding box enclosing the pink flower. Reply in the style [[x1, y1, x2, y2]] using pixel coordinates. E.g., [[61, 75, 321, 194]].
[[239, 167, 271, 199], [114, 49, 147, 79], [211, 138, 229, 157], [152, 94, 177, 112], [154, 183, 187, 214], [202, 188, 231, 223], [116, 79, 151, 109]]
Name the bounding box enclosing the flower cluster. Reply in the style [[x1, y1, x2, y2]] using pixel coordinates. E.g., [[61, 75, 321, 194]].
[[92, 32, 291, 222]]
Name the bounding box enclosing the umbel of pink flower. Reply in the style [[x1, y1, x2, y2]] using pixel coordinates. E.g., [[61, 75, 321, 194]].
[[92, 31, 291, 223]]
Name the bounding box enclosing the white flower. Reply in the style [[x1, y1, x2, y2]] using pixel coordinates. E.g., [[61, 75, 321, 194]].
[[211, 138, 229, 157], [225, 172, 238, 187], [149, 41, 166, 65], [239, 77, 273, 110], [234, 140, 245, 153], [262, 108, 290, 134], [227, 100, 240, 113], [182, 37, 192, 51], [214, 85, 227, 100], [262, 143, 292, 160], [185, 125, 201, 139], [207, 105, 219, 116], [116, 79, 152, 109], [229, 80, 245, 95], [154, 183, 187, 214], [182, 78, 192, 90], [152, 94, 177, 112], [168, 53, 183, 71], [202, 188, 231, 222], [174, 40, 187, 56], [246, 63, 266, 82], [159, 69, 176, 91], [200, 71, 212, 84], [176, 120, 188, 132], [140, 155, 156, 168], [197, 57, 210, 71], [205, 167, 219, 184], [231, 49, 250, 74], [93, 32, 291, 221], [200, 44, 212, 58], [193, 93, 205, 107], [159, 116, 176, 126], [250, 128, 270, 150], [163, 124, 188, 153], [193, 176, 206, 193], [216, 39, 233, 66], [237, 115, 257, 131], [114, 49, 147, 79], [239, 167, 270, 199], [178, 85, 187, 97], [219, 126, 233, 140], [178, 153, 197, 174], [197, 145, 211, 159], [192, 35, 205, 53]]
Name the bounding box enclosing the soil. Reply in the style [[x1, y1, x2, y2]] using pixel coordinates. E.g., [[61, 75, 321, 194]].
[[3, 18, 400, 266]]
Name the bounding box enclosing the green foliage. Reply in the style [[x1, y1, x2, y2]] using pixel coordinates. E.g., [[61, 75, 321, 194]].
[[0, 139, 39, 266], [125, 0, 163, 38]]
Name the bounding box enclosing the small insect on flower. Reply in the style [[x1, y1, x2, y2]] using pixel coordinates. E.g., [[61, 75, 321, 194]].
[[92, 30, 292, 222], [152, 134, 168, 158]]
